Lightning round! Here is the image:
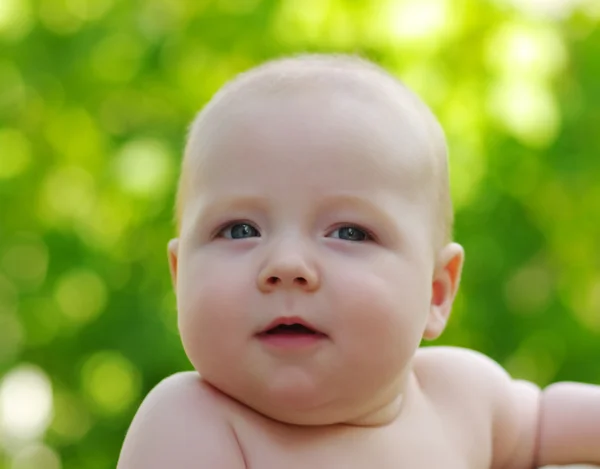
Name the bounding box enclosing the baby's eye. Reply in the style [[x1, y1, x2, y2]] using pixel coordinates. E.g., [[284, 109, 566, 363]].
[[328, 226, 371, 242], [218, 223, 261, 239]]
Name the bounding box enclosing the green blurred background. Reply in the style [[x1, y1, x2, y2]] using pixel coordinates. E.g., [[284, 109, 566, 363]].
[[1, 0, 599, 467]]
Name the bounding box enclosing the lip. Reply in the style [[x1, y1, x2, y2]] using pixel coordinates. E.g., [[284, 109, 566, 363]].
[[256, 316, 327, 350], [258, 316, 324, 336]]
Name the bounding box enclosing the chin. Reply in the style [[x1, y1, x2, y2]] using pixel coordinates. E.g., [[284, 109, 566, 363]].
[[265, 371, 323, 403], [245, 372, 339, 425]]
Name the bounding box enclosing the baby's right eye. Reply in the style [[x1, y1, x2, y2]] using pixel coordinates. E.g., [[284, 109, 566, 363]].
[[217, 222, 261, 239]]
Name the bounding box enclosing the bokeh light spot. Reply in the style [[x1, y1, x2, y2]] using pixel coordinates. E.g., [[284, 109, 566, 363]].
[[486, 22, 567, 79], [488, 79, 560, 147], [580, 0, 600, 19], [496, 0, 582, 19], [384, 0, 453, 43], [80, 351, 141, 417], [78, 191, 134, 252], [39, 165, 96, 227], [114, 138, 174, 198], [0, 0, 33, 41], [0, 365, 53, 442], [11, 442, 61, 469], [44, 108, 104, 167], [54, 269, 107, 325]]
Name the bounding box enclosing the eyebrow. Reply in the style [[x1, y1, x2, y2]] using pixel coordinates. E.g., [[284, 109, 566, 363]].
[[185, 194, 270, 230], [319, 194, 405, 245], [182, 192, 400, 236], [319, 193, 396, 218]]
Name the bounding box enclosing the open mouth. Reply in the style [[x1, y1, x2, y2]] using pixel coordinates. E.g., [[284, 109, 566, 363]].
[[263, 323, 319, 335], [257, 318, 326, 348]]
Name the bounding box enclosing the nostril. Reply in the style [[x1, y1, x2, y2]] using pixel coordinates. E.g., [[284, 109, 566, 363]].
[[295, 277, 307, 286], [261, 275, 311, 288]]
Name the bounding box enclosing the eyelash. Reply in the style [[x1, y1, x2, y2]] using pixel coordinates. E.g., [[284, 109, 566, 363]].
[[214, 220, 260, 239], [213, 221, 376, 242], [328, 224, 376, 241]]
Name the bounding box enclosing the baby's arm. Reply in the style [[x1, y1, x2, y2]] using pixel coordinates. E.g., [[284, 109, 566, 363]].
[[117, 372, 247, 469], [536, 382, 600, 466], [486, 357, 600, 467], [417, 347, 599, 469]]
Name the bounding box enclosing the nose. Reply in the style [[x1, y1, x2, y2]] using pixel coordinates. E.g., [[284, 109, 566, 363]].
[[256, 240, 320, 293]]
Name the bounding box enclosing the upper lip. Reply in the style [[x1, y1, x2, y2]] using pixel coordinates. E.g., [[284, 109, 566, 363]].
[[259, 316, 325, 335]]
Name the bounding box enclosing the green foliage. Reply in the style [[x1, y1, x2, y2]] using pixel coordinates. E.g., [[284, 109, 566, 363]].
[[0, 0, 599, 467]]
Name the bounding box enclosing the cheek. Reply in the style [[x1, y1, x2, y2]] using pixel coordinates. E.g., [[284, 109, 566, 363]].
[[330, 255, 431, 356], [176, 252, 253, 368]]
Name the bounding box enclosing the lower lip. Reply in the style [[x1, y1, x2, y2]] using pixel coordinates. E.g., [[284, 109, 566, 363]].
[[257, 333, 326, 349]]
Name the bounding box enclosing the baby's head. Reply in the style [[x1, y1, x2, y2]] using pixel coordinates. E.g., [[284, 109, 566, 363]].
[[177, 55, 453, 247], [168, 54, 464, 426]]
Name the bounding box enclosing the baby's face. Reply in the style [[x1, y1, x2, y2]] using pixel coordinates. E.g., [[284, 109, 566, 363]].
[[171, 86, 443, 425]]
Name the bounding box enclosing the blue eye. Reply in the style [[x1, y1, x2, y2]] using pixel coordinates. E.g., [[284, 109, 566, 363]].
[[329, 226, 371, 242], [219, 223, 260, 239]]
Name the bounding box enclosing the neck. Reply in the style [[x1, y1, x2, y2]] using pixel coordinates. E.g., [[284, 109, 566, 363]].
[[343, 369, 418, 427]]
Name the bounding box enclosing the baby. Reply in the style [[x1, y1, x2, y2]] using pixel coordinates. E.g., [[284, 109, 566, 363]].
[[117, 54, 600, 468]]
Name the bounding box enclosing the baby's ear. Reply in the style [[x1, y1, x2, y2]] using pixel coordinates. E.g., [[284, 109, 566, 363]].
[[423, 243, 464, 340], [167, 238, 179, 289]]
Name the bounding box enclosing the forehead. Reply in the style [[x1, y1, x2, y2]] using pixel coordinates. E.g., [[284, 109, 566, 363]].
[[188, 84, 436, 199]]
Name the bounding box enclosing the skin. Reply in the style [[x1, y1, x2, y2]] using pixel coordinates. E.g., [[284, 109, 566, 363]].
[[117, 61, 600, 469]]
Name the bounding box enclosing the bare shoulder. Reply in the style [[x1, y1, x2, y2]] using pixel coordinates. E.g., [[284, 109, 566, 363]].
[[414, 346, 541, 469], [415, 346, 539, 401], [117, 372, 247, 469], [415, 347, 508, 391]]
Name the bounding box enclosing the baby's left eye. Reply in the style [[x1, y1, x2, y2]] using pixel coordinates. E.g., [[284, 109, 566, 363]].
[[328, 226, 371, 242]]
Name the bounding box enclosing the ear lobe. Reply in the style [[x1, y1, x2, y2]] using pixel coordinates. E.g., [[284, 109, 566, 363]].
[[423, 243, 464, 340], [167, 238, 179, 289]]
